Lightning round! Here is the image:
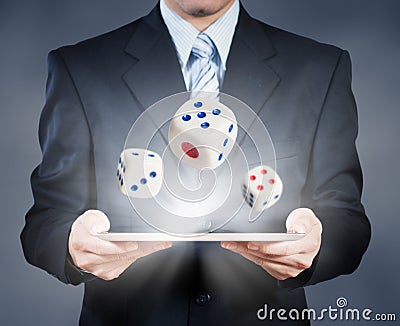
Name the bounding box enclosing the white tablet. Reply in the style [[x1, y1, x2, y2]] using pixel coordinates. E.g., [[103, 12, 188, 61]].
[[96, 232, 305, 242]]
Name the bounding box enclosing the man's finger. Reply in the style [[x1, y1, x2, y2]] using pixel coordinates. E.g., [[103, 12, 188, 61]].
[[97, 241, 173, 261], [73, 250, 135, 270], [223, 230, 319, 257], [75, 237, 139, 255], [246, 251, 314, 270], [133, 241, 173, 259], [248, 228, 322, 256], [223, 240, 301, 257], [246, 240, 303, 256], [285, 208, 319, 233], [73, 210, 111, 234], [221, 244, 291, 280], [74, 242, 173, 273]]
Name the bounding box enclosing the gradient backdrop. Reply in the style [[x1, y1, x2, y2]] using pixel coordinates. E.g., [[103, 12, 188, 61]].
[[0, 1, 399, 325]]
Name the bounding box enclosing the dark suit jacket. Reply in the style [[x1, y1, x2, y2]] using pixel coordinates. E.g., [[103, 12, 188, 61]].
[[21, 4, 371, 325]]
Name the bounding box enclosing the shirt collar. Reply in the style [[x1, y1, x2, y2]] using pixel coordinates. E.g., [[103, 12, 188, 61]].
[[160, 0, 239, 70]]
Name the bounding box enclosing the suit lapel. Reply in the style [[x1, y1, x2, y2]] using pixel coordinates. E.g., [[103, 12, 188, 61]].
[[221, 8, 280, 115], [123, 6, 280, 115], [123, 6, 186, 111]]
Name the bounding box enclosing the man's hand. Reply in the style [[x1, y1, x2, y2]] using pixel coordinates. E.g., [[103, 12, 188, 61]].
[[221, 208, 322, 280], [68, 210, 172, 281]]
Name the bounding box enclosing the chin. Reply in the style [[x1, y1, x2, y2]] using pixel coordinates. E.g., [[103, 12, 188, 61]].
[[177, 0, 233, 17]]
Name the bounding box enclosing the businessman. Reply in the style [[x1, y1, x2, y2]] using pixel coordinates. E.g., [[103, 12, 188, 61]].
[[21, 0, 371, 324]]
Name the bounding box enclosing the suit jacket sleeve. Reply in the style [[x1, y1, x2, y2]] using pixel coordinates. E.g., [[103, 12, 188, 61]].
[[20, 49, 97, 285], [279, 50, 371, 288]]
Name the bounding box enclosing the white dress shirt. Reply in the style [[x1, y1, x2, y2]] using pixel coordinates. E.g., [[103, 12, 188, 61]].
[[160, 0, 240, 90]]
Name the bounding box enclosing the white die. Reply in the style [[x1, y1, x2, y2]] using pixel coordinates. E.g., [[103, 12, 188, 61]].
[[241, 165, 283, 211], [116, 148, 163, 199], [168, 98, 238, 170]]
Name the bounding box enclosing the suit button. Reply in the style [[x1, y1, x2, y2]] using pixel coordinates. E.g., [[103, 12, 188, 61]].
[[196, 293, 211, 306]]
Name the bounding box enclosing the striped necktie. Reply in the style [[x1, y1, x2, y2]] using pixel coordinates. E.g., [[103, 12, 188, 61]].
[[190, 33, 219, 98]]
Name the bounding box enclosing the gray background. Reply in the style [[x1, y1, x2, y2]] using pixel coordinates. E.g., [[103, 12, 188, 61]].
[[0, 0, 398, 325]]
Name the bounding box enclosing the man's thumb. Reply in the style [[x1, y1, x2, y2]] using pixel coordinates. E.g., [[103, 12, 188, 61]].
[[286, 208, 316, 233], [76, 210, 111, 234]]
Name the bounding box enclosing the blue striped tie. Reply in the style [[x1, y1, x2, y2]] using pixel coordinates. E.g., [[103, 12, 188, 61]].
[[190, 33, 219, 98]]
